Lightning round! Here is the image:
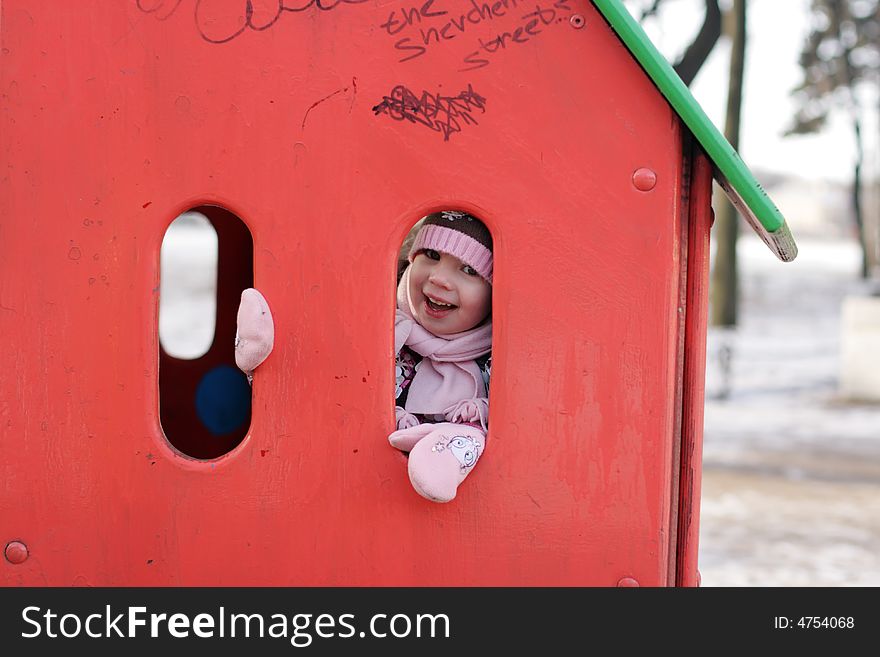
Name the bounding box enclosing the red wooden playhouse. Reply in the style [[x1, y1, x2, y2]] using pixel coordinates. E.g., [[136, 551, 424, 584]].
[[1, 0, 796, 585]]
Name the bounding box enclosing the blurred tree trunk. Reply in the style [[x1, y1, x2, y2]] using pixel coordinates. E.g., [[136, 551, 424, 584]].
[[853, 115, 868, 277], [711, 0, 747, 327], [836, 2, 869, 278]]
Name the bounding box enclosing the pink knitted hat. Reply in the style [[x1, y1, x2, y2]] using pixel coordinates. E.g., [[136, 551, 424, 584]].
[[408, 211, 493, 283]]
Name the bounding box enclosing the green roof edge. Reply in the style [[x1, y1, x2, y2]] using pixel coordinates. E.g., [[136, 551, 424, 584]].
[[592, 0, 798, 262]]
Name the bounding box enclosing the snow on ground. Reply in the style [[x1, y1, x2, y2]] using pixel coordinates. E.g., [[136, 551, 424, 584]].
[[699, 235, 880, 586]]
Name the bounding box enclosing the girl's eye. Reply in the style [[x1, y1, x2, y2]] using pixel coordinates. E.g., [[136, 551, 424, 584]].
[[462, 265, 478, 276], [424, 249, 441, 261]]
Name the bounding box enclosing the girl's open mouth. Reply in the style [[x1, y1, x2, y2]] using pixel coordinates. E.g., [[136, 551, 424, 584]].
[[425, 298, 457, 316]]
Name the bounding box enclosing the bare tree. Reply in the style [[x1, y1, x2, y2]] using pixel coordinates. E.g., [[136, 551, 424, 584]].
[[711, 0, 748, 327]]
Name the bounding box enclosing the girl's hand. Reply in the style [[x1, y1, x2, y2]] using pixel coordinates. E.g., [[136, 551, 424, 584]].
[[395, 406, 421, 431], [443, 398, 489, 431]]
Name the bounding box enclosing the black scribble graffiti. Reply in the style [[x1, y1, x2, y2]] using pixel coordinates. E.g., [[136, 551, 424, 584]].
[[135, 0, 367, 44], [372, 84, 487, 142]]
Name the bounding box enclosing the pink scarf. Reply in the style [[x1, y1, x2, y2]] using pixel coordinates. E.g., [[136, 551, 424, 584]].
[[395, 267, 491, 428]]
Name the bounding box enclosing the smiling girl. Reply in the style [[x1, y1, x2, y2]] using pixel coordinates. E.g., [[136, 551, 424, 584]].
[[389, 211, 493, 502]]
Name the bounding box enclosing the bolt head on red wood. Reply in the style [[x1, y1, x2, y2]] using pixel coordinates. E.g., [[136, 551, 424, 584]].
[[632, 168, 657, 191], [5, 541, 28, 564], [617, 577, 640, 587]]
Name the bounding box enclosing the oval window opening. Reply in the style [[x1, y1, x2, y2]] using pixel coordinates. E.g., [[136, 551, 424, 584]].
[[159, 205, 254, 460]]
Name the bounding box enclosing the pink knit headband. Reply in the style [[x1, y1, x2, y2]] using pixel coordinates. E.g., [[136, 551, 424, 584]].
[[408, 223, 493, 283]]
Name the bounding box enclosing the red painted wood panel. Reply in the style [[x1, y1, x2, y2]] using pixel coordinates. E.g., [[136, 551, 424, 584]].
[[1, 0, 692, 585], [676, 145, 713, 587]]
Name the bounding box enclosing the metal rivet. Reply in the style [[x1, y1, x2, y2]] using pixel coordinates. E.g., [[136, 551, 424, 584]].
[[617, 577, 640, 587], [5, 541, 28, 565], [570, 15, 585, 29], [632, 168, 657, 191]]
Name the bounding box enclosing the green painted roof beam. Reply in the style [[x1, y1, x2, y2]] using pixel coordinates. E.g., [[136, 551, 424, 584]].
[[592, 0, 798, 262]]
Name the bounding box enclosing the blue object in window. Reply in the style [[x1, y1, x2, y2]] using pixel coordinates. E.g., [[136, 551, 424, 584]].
[[195, 365, 251, 436]]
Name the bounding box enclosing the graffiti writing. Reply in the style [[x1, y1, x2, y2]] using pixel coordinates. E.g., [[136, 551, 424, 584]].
[[382, 0, 521, 63], [136, 0, 367, 43], [372, 84, 487, 142], [379, 0, 572, 71], [461, 1, 572, 70]]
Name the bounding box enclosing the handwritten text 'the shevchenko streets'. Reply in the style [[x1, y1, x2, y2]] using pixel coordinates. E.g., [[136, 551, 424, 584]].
[[379, 0, 573, 71]]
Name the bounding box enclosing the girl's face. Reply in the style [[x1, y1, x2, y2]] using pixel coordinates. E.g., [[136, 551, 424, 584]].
[[408, 249, 491, 335]]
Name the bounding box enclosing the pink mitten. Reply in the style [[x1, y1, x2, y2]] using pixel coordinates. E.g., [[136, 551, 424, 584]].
[[406, 423, 486, 503], [234, 288, 274, 379]]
